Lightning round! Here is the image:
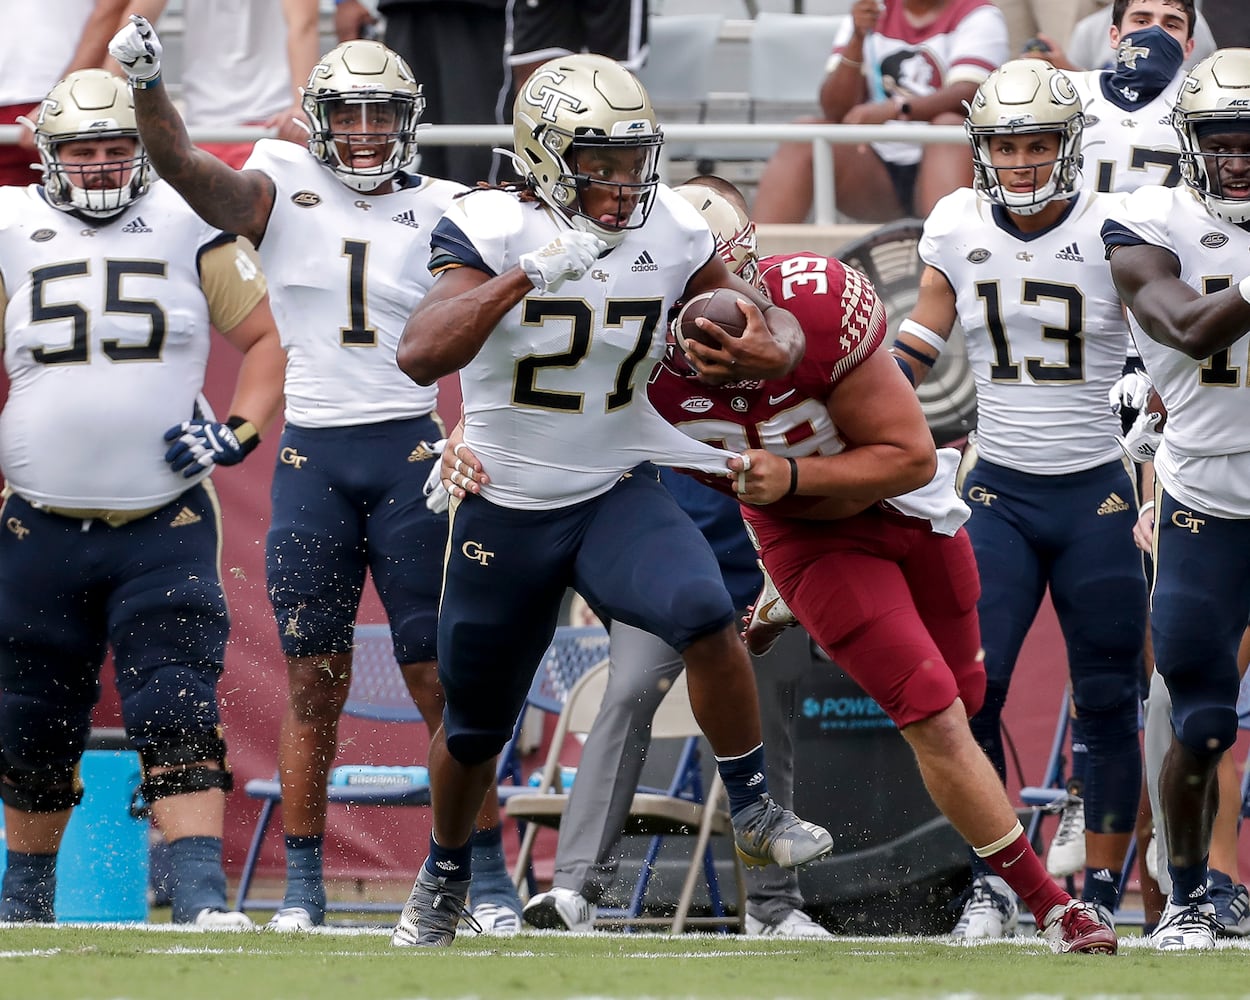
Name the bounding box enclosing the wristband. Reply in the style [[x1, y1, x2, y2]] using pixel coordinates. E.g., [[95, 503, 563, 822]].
[[892, 351, 917, 386], [786, 457, 799, 497], [132, 73, 161, 90], [225, 415, 261, 458], [898, 317, 947, 355], [1139, 499, 1156, 518], [1239, 274, 1250, 305]]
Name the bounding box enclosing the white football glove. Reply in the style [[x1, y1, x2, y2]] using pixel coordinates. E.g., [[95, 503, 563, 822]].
[[1116, 409, 1163, 464], [519, 231, 606, 293], [421, 438, 450, 514], [109, 15, 163, 84], [1108, 369, 1152, 416]]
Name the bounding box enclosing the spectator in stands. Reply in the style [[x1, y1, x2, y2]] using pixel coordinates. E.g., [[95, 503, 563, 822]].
[[117, 0, 321, 168], [1024, 0, 1215, 72], [111, 18, 527, 934], [507, 0, 649, 95], [336, 0, 510, 187], [895, 59, 1145, 939], [752, 0, 1009, 225], [0, 69, 284, 928], [520, 179, 829, 941], [0, 1, 128, 186], [992, 0, 1100, 55]]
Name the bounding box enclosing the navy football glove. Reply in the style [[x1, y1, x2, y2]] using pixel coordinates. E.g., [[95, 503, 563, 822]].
[[164, 416, 259, 478]]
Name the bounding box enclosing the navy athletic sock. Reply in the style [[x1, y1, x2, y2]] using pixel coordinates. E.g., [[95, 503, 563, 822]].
[[0, 851, 57, 922], [1169, 854, 1212, 908], [468, 825, 520, 909], [282, 834, 326, 922], [167, 835, 228, 923], [716, 743, 770, 816], [1068, 714, 1088, 797], [1081, 865, 1122, 911], [423, 835, 472, 881]]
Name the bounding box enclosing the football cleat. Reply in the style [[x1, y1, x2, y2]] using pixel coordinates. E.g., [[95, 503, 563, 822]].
[[1044, 793, 1086, 877], [471, 901, 522, 936], [192, 907, 255, 931], [391, 866, 476, 948], [951, 875, 1018, 940], [1208, 871, 1250, 937], [1152, 898, 1218, 951], [522, 887, 597, 932], [733, 794, 832, 869], [1040, 899, 1118, 954], [265, 906, 316, 932], [743, 563, 798, 656], [745, 908, 831, 938]]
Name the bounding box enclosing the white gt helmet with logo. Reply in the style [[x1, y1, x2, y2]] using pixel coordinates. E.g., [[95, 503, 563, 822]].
[[30, 69, 150, 218], [303, 40, 423, 192], [672, 182, 759, 285], [1173, 48, 1250, 224], [965, 59, 1084, 216], [512, 53, 662, 242]]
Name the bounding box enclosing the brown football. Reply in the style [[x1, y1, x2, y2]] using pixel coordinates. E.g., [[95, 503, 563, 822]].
[[674, 288, 748, 353], [1146, 387, 1167, 430]]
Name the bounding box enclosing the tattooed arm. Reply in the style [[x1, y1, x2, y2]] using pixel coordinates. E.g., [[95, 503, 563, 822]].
[[130, 75, 277, 247]]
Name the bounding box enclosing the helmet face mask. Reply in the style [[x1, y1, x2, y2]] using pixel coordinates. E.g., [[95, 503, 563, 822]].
[[965, 59, 1084, 216], [31, 69, 150, 218], [672, 183, 759, 286], [513, 54, 662, 241], [303, 40, 423, 193], [1173, 49, 1250, 224]]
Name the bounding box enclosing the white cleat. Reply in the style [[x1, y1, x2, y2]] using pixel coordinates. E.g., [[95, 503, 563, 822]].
[[522, 887, 597, 932], [192, 907, 254, 931], [1153, 898, 1218, 951], [1045, 794, 1086, 877], [743, 563, 798, 656], [745, 908, 831, 938], [471, 901, 522, 936], [265, 906, 316, 932], [951, 876, 1018, 940]]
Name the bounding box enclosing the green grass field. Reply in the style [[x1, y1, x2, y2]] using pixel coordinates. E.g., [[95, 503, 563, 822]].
[[2, 924, 1248, 1000]]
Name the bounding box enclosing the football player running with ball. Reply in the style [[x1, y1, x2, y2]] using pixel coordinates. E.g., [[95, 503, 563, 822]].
[[389, 53, 832, 948], [110, 17, 524, 932]]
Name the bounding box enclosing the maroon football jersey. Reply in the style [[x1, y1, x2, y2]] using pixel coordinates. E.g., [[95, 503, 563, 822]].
[[648, 252, 886, 516]]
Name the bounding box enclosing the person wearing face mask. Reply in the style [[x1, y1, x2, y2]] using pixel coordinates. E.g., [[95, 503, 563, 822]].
[[1048, 0, 1215, 73]]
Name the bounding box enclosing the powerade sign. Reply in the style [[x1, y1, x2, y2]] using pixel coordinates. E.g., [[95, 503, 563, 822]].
[[800, 693, 897, 733]]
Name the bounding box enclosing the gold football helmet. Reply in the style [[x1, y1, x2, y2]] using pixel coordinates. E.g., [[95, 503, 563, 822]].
[[1173, 49, 1250, 224], [965, 59, 1084, 216], [30, 69, 150, 218], [672, 181, 759, 286], [512, 53, 662, 240], [303, 40, 423, 192]]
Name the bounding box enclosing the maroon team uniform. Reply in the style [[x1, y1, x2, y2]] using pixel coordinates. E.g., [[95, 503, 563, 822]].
[[648, 252, 985, 728]]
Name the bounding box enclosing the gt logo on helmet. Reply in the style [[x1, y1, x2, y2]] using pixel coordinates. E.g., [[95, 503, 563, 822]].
[[523, 70, 582, 124]]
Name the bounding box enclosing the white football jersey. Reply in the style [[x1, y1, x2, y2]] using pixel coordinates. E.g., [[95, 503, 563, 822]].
[[431, 185, 737, 509], [1070, 71, 1183, 194], [0, 181, 256, 509], [1105, 185, 1250, 517], [246, 139, 465, 428], [921, 188, 1130, 475]]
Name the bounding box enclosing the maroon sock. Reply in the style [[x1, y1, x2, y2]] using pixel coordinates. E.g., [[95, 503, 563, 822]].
[[980, 827, 1068, 925]]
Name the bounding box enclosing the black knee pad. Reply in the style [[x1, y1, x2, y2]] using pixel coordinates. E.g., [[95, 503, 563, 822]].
[[136, 727, 233, 809], [445, 729, 507, 768], [0, 759, 83, 813], [1177, 704, 1239, 757]]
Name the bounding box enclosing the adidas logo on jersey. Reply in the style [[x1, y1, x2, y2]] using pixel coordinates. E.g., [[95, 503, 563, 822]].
[[1097, 493, 1130, 516], [1055, 242, 1083, 262], [121, 216, 152, 234], [170, 506, 202, 527], [631, 251, 658, 273], [392, 209, 421, 229]]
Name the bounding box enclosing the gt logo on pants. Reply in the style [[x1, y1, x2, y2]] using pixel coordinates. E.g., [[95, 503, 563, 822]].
[[1171, 510, 1205, 534], [462, 540, 494, 565]]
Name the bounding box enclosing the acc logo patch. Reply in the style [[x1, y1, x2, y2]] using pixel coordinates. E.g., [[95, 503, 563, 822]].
[[681, 397, 714, 414], [1200, 232, 1229, 249], [967, 248, 991, 263], [291, 190, 321, 207], [30, 228, 55, 242]]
